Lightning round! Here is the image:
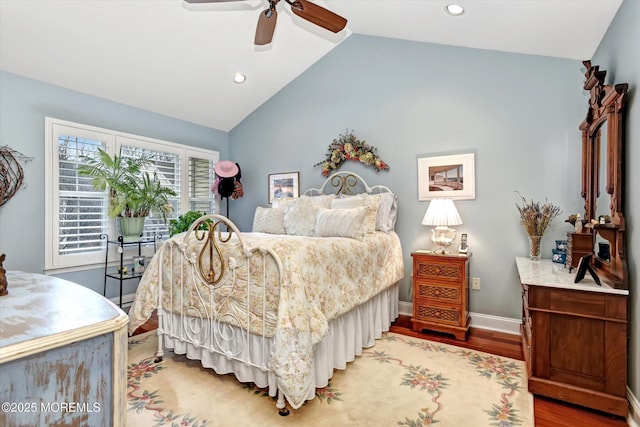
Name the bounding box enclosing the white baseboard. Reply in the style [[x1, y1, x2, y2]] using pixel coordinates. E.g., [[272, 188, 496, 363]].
[[469, 312, 522, 335], [629, 387, 640, 427], [399, 302, 521, 336], [398, 301, 412, 317]]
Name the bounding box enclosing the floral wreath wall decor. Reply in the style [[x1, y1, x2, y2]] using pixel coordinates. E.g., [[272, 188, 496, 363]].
[[314, 130, 390, 176]]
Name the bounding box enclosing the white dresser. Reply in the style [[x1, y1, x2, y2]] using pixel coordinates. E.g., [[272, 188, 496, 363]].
[[0, 271, 129, 426]]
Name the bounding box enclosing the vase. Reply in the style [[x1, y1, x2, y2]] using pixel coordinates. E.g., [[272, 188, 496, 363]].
[[117, 216, 146, 242], [529, 235, 543, 260]]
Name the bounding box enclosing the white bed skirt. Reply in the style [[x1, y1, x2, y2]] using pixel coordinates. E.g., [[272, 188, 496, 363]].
[[160, 282, 399, 403]]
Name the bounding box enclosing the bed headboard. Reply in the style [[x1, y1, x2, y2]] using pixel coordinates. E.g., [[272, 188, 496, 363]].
[[303, 172, 393, 196]]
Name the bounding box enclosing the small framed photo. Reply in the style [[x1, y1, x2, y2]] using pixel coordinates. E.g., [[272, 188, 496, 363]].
[[133, 256, 146, 273], [268, 172, 300, 204], [574, 254, 601, 286], [418, 153, 475, 201]]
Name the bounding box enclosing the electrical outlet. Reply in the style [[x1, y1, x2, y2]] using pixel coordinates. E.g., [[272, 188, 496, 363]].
[[472, 277, 481, 290]]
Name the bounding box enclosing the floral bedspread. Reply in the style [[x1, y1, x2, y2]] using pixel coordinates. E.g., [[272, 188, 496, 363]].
[[128, 230, 404, 409]]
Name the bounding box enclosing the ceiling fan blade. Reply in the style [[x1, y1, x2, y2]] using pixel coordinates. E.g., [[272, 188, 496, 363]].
[[254, 8, 278, 45], [289, 0, 347, 33], [184, 0, 244, 3]]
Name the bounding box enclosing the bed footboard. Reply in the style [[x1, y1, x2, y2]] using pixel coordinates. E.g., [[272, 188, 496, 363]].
[[153, 214, 289, 414]]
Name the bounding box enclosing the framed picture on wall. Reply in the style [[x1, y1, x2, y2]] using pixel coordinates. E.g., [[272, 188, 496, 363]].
[[268, 172, 300, 204], [418, 153, 475, 200]]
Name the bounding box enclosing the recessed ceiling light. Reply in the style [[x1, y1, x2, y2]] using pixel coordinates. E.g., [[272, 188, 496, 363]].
[[233, 72, 246, 84], [445, 4, 465, 16]]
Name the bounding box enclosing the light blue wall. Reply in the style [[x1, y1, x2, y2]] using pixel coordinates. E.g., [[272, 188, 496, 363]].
[[0, 71, 228, 296], [592, 0, 640, 404], [230, 35, 586, 321]]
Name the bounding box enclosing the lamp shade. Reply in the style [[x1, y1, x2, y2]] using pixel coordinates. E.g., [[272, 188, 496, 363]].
[[422, 198, 462, 227]]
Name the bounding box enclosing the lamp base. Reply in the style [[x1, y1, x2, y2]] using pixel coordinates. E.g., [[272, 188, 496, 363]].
[[431, 247, 449, 255], [431, 226, 456, 254]]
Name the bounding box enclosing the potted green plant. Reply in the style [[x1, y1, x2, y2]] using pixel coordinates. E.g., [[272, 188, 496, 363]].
[[79, 148, 177, 241], [169, 210, 211, 237]]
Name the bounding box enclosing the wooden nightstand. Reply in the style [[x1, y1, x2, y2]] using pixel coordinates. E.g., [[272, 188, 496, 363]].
[[411, 251, 471, 340]]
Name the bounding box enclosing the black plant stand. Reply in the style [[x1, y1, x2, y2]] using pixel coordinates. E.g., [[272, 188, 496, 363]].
[[101, 234, 158, 307]]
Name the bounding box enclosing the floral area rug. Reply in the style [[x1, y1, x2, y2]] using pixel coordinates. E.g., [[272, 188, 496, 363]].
[[127, 331, 533, 427]]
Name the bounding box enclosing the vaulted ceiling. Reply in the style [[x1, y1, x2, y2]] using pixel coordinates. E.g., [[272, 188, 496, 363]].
[[0, 0, 622, 131]]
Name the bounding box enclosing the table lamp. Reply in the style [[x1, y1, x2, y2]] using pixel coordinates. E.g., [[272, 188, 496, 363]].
[[422, 198, 462, 254]]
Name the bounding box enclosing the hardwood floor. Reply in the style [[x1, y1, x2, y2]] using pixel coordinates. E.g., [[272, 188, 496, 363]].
[[131, 312, 158, 336], [132, 312, 628, 426]]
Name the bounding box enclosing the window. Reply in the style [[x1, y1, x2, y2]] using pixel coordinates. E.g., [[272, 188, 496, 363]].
[[57, 134, 109, 258], [45, 117, 219, 271], [118, 138, 182, 240], [189, 156, 216, 212]]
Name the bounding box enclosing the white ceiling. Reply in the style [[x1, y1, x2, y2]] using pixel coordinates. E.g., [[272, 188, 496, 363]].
[[0, 0, 622, 132]]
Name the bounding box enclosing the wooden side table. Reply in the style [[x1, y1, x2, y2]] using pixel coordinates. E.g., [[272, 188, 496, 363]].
[[411, 251, 470, 340]]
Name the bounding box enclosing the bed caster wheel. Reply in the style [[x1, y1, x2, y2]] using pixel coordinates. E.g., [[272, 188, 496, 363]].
[[278, 408, 290, 417], [153, 356, 163, 363]]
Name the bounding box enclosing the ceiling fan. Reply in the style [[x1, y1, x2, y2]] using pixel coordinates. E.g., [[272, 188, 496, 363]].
[[185, 0, 347, 45]]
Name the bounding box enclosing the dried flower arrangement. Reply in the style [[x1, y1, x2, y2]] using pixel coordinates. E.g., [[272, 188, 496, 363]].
[[515, 192, 562, 237], [314, 130, 389, 176]]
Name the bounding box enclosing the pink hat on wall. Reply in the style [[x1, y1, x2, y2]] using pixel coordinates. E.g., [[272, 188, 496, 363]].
[[214, 160, 239, 178]]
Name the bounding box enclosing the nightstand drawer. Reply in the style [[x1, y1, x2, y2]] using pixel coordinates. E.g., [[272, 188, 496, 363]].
[[414, 259, 463, 282], [415, 303, 461, 326], [415, 282, 461, 304]]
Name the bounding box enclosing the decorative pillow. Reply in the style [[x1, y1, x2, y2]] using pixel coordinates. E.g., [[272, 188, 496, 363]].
[[283, 201, 322, 236], [362, 194, 382, 234], [252, 207, 286, 234], [370, 192, 398, 233], [272, 196, 299, 210], [331, 194, 378, 234], [382, 193, 398, 232], [315, 207, 367, 241], [301, 194, 335, 209], [330, 194, 366, 209]]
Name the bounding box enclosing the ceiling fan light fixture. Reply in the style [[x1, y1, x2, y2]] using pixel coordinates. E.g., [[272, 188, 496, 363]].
[[233, 72, 246, 84], [185, 0, 347, 46], [445, 4, 465, 16]]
